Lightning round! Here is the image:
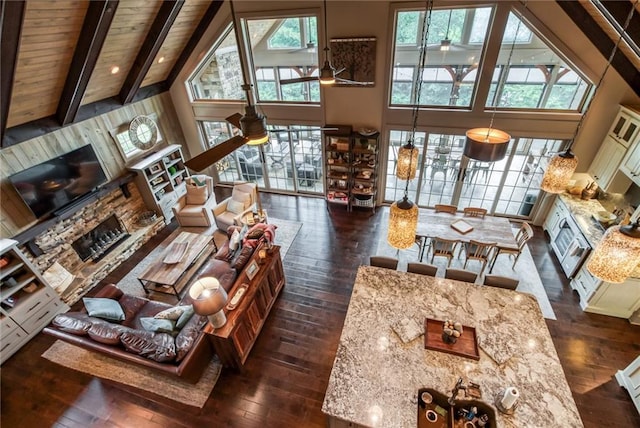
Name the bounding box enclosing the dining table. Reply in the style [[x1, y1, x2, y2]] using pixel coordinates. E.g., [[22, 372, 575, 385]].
[[416, 210, 518, 261]]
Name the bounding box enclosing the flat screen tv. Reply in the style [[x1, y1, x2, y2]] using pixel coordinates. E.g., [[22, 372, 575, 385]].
[[8, 145, 108, 219]]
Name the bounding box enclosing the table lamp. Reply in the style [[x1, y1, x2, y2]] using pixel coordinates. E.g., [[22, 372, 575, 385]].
[[189, 277, 228, 328]]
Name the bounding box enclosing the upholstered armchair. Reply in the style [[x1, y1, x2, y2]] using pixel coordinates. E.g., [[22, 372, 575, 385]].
[[172, 176, 217, 227], [212, 182, 257, 231]]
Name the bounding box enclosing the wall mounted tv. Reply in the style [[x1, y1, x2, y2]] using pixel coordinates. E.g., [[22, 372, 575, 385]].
[[8, 145, 108, 219]]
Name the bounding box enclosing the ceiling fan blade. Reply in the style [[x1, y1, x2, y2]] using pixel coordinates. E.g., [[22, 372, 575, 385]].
[[226, 112, 243, 129], [334, 67, 346, 75], [280, 76, 318, 85], [335, 78, 371, 86], [185, 135, 247, 172]]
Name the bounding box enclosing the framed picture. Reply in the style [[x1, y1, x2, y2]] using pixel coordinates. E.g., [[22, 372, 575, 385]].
[[149, 163, 163, 174], [246, 260, 260, 280]]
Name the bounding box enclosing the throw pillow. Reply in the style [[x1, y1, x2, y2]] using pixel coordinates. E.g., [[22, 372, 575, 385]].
[[230, 245, 254, 271], [227, 199, 245, 215], [176, 305, 195, 329], [191, 175, 207, 187], [186, 183, 208, 205], [246, 227, 264, 240], [140, 317, 176, 334], [154, 305, 191, 321], [229, 229, 241, 251], [83, 297, 125, 322]]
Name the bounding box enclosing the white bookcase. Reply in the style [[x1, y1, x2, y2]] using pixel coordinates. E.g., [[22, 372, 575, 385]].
[[128, 144, 190, 224], [1, 239, 68, 364]]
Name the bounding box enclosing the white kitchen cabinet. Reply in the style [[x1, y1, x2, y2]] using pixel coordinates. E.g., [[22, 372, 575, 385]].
[[616, 355, 640, 415], [620, 141, 640, 186], [128, 144, 190, 224], [570, 263, 640, 319], [1, 239, 68, 364], [543, 196, 569, 241], [587, 135, 627, 191], [609, 105, 640, 148]]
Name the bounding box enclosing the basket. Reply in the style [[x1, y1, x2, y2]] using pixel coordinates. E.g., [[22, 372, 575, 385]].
[[138, 211, 158, 226], [352, 195, 374, 207]]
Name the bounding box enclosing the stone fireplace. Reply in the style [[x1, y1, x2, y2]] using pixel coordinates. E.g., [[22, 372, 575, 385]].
[[71, 214, 130, 262]]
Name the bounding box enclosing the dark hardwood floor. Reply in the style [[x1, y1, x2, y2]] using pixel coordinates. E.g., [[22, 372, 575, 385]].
[[2, 193, 639, 427]]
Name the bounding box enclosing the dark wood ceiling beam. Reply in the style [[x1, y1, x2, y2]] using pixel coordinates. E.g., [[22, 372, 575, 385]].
[[167, 0, 223, 86], [56, 1, 118, 126], [598, 0, 640, 53], [120, 0, 184, 104], [556, 1, 640, 98], [1, 1, 26, 145]]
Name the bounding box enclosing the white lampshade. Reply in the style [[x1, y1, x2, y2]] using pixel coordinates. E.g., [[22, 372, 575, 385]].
[[396, 144, 419, 180], [586, 224, 640, 283], [387, 197, 419, 249], [189, 277, 228, 328], [464, 128, 510, 162], [540, 151, 578, 194]]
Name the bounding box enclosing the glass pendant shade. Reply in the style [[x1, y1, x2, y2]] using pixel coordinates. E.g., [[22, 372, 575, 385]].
[[387, 197, 418, 249], [540, 151, 578, 193], [440, 39, 451, 51], [586, 225, 640, 283], [464, 128, 510, 162], [396, 144, 419, 179]]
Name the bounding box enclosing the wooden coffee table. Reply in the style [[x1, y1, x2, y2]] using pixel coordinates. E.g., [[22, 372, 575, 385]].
[[137, 232, 215, 299]]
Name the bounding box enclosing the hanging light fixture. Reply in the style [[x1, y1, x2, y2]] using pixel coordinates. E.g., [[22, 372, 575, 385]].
[[319, 0, 336, 85], [396, 0, 433, 180], [463, 14, 523, 163], [388, 0, 433, 249], [586, 3, 639, 284], [587, 220, 640, 283], [440, 10, 452, 51], [542, 1, 635, 193]]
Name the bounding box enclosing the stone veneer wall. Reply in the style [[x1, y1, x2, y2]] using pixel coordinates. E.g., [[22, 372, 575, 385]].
[[20, 183, 164, 305]]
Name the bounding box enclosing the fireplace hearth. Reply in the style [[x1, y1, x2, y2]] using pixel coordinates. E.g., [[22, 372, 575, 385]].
[[72, 215, 130, 262]]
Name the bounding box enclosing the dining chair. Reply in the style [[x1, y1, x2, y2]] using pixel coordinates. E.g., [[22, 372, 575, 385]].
[[429, 237, 458, 267], [369, 256, 399, 270], [484, 274, 519, 290], [415, 235, 430, 262], [463, 207, 487, 218], [407, 262, 438, 277], [489, 222, 534, 273], [462, 240, 496, 276], [434, 204, 457, 214], [445, 268, 478, 283]]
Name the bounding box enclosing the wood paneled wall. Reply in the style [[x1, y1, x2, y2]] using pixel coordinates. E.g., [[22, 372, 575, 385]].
[[0, 92, 187, 239]]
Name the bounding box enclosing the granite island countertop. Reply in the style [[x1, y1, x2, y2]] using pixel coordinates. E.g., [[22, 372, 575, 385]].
[[558, 193, 640, 278], [322, 266, 583, 428]]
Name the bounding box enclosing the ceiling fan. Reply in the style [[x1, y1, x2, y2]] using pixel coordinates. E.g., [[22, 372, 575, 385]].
[[288, 41, 317, 54], [280, 0, 367, 87], [185, 84, 268, 172]]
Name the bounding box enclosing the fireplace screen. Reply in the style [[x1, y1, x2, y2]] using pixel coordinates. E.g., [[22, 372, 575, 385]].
[[72, 215, 129, 262]]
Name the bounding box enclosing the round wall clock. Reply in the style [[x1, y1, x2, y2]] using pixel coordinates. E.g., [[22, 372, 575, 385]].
[[128, 115, 158, 150]]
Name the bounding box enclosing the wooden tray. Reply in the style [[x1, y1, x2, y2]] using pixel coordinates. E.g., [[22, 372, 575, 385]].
[[424, 318, 479, 360], [163, 242, 189, 264], [450, 219, 474, 234]]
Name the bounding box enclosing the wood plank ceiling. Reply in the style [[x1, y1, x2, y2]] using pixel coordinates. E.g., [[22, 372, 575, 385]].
[[1, 0, 223, 147], [0, 0, 638, 148]]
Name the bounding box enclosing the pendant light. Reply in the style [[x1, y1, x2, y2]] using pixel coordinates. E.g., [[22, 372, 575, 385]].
[[440, 10, 452, 51], [396, 0, 433, 180], [319, 0, 336, 85], [388, 0, 433, 249], [586, 220, 640, 283], [585, 3, 639, 284], [542, 1, 635, 193], [463, 15, 522, 163]]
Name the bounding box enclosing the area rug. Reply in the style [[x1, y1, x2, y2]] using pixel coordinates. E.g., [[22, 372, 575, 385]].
[[374, 211, 556, 320], [115, 218, 301, 297], [41, 340, 221, 408]]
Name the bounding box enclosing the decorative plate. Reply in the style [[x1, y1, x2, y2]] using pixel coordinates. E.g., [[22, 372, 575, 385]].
[[358, 127, 377, 136]]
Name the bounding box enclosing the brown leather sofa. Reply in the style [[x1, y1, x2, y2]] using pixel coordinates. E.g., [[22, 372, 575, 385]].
[[44, 257, 238, 384]]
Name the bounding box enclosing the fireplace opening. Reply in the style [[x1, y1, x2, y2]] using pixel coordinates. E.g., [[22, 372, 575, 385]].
[[72, 214, 130, 262]]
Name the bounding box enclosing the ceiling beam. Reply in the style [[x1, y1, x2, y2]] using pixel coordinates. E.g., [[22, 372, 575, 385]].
[[56, 1, 118, 126], [120, 0, 184, 104], [167, 0, 223, 87], [0, 1, 26, 145], [556, 1, 640, 97], [597, 0, 640, 54]]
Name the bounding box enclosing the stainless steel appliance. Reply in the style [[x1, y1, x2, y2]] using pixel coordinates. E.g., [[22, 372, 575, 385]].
[[550, 215, 591, 278]]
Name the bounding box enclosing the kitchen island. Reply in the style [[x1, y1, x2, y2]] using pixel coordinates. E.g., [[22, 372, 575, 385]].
[[322, 266, 583, 427]]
